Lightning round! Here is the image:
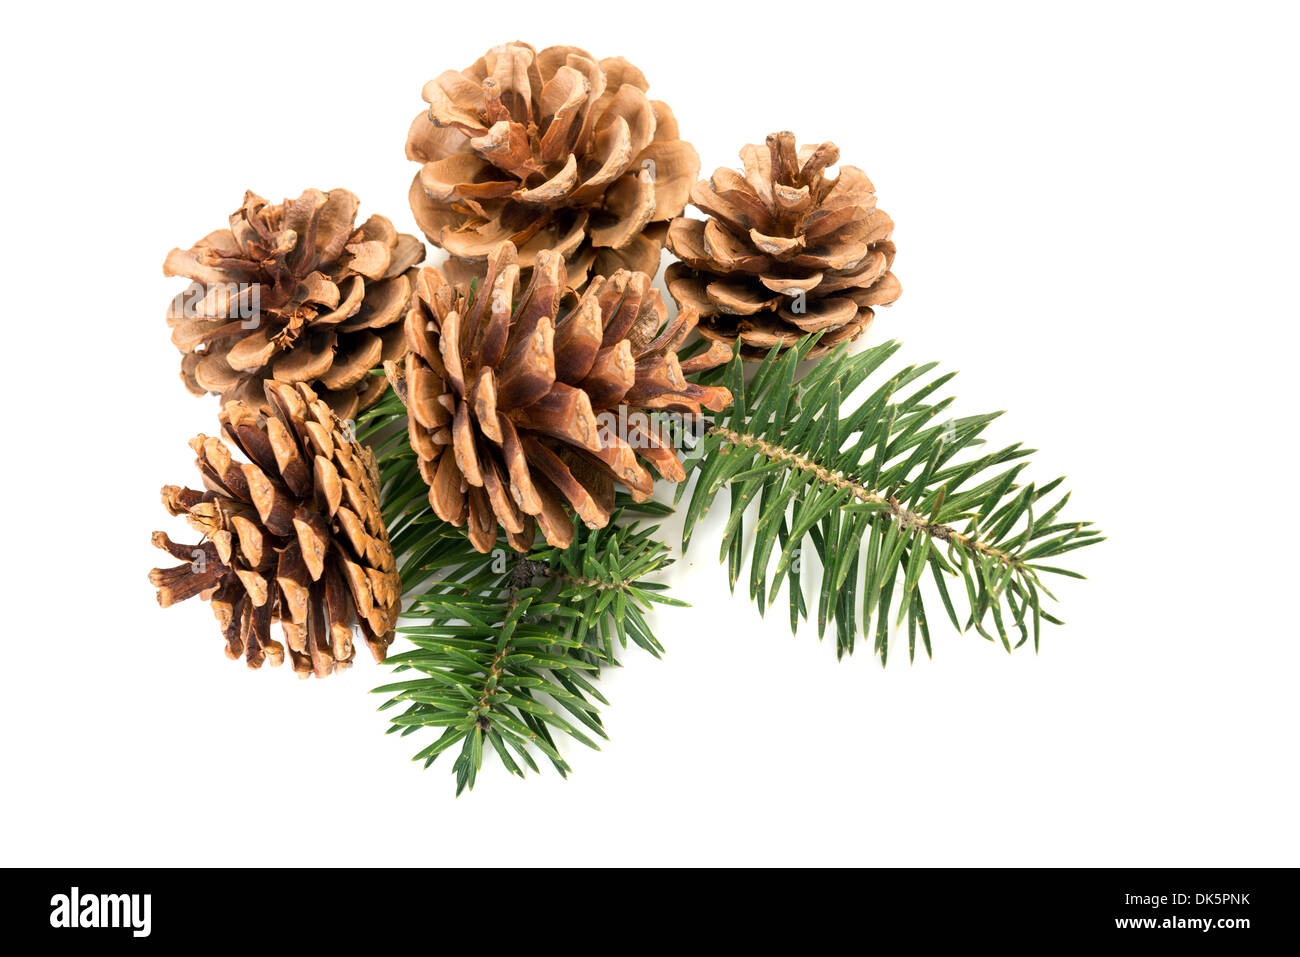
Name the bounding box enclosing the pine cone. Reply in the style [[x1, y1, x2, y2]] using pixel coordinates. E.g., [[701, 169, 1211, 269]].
[[164, 189, 425, 419], [407, 42, 699, 289], [149, 381, 401, 677], [665, 132, 901, 359], [394, 241, 732, 553]]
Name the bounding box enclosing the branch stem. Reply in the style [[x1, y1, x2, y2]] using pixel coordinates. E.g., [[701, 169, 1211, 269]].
[[707, 425, 1017, 568]]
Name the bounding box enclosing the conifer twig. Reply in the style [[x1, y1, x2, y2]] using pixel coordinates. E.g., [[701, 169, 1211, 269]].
[[680, 335, 1103, 662], [358, 393, 683, 793], [707, 426, 1018, 566]]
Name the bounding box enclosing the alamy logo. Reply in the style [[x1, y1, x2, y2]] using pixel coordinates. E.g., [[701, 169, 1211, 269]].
[[49, 887, 151, 937]]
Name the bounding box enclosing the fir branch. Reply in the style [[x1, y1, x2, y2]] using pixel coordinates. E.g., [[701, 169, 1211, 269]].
[[705, 426, 1017, 567], [373, 518, 680, 794], [357, 395, 682, 793], [679, 336, 1103, 663]]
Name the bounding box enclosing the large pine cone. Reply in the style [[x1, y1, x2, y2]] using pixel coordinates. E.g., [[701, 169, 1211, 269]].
[[665, 132, 901, 359], [164, 189, 425, 419], [395, 241, 732, 553], [149, 381, 401, 678], [407, 42, 699, 289]]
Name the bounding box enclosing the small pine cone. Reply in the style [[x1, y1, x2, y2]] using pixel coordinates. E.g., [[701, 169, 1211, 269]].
[[407, 42, 699, 289], [164, 189, 425, 419], [393, 241, 732, 553], [148, 381, 401, 678], [665, 132, 901, 359]]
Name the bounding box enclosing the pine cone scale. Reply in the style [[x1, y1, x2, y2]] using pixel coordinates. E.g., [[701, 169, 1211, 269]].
[[552, 297, 603, 380]]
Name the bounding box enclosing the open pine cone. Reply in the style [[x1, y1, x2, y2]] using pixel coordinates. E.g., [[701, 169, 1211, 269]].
[[149, 381, 400, 678], [164, 189, 425, 419], [407, 42, 699, 289], [393, 241, 732, 553], [665, 132, 901, 359]]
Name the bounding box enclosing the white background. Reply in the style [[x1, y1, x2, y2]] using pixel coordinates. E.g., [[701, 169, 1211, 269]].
[[2, 1, 1297, 867]]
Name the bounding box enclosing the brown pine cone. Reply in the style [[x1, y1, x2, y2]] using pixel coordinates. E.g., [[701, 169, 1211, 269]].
[[393, 241, 733, 553], [164, 189, 425, 419], [665, 132, 901, 359], [149, 380, 401, 678], [407, 42, 699, 289]]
